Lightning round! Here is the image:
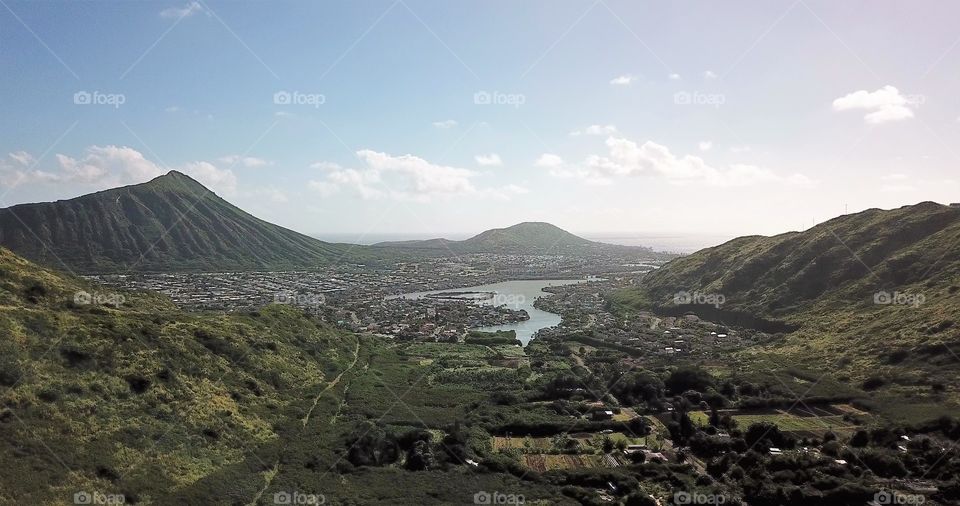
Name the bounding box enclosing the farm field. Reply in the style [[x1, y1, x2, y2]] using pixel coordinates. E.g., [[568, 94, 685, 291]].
[[522, 453, 620, 472], [689, 406, 862, 437]]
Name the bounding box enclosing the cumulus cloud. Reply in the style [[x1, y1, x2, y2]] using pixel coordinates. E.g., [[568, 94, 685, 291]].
[[669, 73, 681, 80], [534, 154, 564, 169], [0, 145, 239, 196], [432, 119, 458, 129], [832, 85, 920, 124], [8, 151, 35, 167], [704, 70, 718, 79], [698, 141, 713, 151], [309, 150, 524, 202], [542, 136, 814, 188], [160, 1, 203, 19], [179, 161, 238, 194], [609, 75, 635, 86], [55, 146, 164, 184], [219, 155, 272, 168], [570, 125, 618, 136], [474, 153, 502, 167]]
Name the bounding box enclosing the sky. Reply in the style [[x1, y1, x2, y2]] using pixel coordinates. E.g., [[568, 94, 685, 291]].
[[1, 0, 959, 246]]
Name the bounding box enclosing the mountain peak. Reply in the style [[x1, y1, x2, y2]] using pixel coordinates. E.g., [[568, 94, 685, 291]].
[[140, 170, 210, 193]]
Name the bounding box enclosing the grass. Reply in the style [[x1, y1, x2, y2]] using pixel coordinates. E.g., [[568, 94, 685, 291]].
[[689, 408, 860, 436]]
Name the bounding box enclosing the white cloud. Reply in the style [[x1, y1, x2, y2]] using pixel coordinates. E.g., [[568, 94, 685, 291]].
[[432, 119, 458, 129], [730, 145, 751, 154], [178, 161, 237, 195], [832, 85, 919, 124], [56, 145, 164, 184], [307, 180, 340, 197], [545, 136, 814, 188], [534, 153, 564, 169], [219, 155, 272, 168], [704, 70, 718, 80], [309, 150, 517, 203], [570, 125, 618, 136], [358, 150, 474, 198], [8, 151, 35, 167], [310, 161, 344, 171], [698, 141, 713, 151], [160, 1, 203, 19], [669, 73, 681, 80], [0, 146, 242, 196], [474, 153, 502, 167], [609, 75, 635, 86]]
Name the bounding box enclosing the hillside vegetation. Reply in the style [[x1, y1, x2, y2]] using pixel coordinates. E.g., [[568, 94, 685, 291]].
[[611, 202, 960, 419], [0, 247, 359, 504]]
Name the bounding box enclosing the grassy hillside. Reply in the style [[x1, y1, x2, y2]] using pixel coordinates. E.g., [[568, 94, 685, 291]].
[[0, 247, 360, 503], [611, 202, 960, 419], [0, 171, 385, 272]]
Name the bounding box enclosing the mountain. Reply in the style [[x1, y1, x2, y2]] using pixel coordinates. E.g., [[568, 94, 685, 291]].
[[611, 202, 960, 415], [0, 246, 360, 503], [0, 171, 366, 272], [374, 221, 661, 256]]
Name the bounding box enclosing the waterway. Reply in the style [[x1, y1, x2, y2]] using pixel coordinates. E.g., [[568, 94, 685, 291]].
[[393, 279, 587, 346]]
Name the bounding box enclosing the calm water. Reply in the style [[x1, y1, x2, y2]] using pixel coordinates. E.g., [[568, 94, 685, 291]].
[[393, 279, 586, 346]]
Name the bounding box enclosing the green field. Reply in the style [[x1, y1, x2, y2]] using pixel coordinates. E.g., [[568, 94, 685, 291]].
[[689, 408, 859, 436]]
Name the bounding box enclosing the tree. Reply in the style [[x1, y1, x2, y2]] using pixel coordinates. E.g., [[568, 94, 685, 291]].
[[849, 429, 869, 448], [602, 436, 615, 454], [665, 366, 715, 394], [405, 440, 434, 470]]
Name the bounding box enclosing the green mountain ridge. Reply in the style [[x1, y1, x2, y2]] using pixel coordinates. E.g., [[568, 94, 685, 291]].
[[373, 221, 658, 256], [0, 171, 365, 273], [611, 201, 960, 415]]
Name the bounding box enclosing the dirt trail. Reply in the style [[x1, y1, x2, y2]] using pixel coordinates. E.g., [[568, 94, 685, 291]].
[[249, 338, 361, 505], [245, 462, 279, 506], [301, 338, 361, 428]]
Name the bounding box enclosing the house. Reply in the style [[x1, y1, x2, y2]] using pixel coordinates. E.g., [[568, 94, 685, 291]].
[[769, 447, 783, 455], [592, 410, 614, 421]]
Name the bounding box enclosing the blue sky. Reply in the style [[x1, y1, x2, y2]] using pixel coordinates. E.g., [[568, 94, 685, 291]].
[[1, 0, 959, 242]]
